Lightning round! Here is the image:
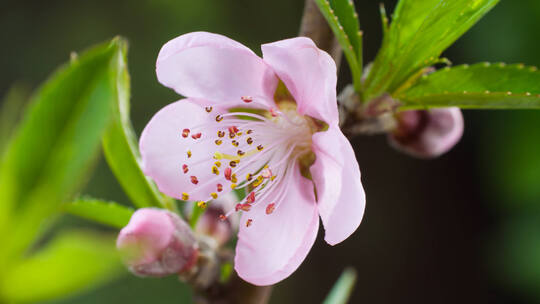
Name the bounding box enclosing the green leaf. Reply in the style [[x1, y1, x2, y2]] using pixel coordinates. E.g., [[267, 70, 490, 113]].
[[397, 63, 540, 109], [323, 268, 357, 304], [0, 38, 127, 265], [0, 84, 31, 155], [0, 230, 122, 303], [365, 0, 499, 100], [314, 0, 362, 92], [101, 44, 171, 210], [63, 198, 134, 229], [329, 0, 363, 68]]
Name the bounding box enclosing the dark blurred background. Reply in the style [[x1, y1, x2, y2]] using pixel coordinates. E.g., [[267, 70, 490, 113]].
[[2, 0, 540, 303]]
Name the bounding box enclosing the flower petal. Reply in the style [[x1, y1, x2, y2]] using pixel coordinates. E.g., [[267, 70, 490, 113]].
[[310, 126, 366, 246], [234, 163, 319, 286], [261, 37, 339, 124], [139, 99, 233, 201], [157, 32, 278, 108]]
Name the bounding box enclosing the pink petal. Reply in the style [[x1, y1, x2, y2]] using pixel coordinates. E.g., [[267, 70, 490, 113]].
[[139, 99, 233, 201], [156, 32, 278, 108], [261, 37, 339, 124], [234, 163, 319, 286], [310, 126, 366, 246]]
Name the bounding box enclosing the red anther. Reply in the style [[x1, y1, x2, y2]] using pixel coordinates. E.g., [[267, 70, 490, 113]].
[[270, 108, 278, 117], [182, 129, 190, 138], [228, 126, 239, 134], [182, 164, 189, 174], [191, 133, 202, 139], [217, 183, 223, 192], [235, 203, 242, 212], [266, 203, 275, 215], [190, 176, 198, 185], [219, 214, 227, 221], [241, 96, 253, 103], [246, 219, 253, 227], [246, 192, 255, 204], [205, 106, 213, 112], [240, 203, 251, 212], [224, 167, 232, 181]]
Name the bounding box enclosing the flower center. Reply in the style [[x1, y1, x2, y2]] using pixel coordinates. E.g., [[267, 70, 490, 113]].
[[179, 99, 316, 226]]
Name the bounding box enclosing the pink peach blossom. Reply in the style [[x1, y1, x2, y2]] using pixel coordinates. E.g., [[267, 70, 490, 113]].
[[140, 32, 366, 285]]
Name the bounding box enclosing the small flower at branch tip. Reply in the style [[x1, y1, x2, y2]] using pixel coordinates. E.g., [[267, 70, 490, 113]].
[[116, 208, 198, 277], [388, 107, 464, 158], [140, 32, 366, 285]]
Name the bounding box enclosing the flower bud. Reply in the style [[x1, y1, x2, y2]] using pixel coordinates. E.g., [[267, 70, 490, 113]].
[[388, 107, 464, 158], [186, 193, 238, 246], [116, 208, 198, 277]]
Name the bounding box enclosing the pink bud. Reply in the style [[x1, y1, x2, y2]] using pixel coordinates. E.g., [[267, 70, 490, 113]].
[[116, 208, 198, 277], [388, 107, 464, 158]]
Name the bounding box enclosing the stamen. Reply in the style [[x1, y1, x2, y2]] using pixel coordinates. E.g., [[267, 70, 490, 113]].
[[231, 140, 239, 147], [247, 129, 253, 134], [182, 164, 189, 174], [241, 96, 253, 103], [247, 137, 253, 145], [246, 219, 253, 227], [224, 168, 232, 180], [246, 192, 255, 204], [216, 115, 223, 122], [230, 183, 237, 189], [237, 150, 245, 156], [214, 161, 221, 167], [205, 106, 213, 113], [217, 183, 223, 192], [219, 214, 227, 221], [266, 203, 275, 214], [190, 176, 199, 185], [212, 166, 220, 175], [182, 192, 189, 200], [187, 150, 192, 158], [197, 201, 207, 209], [217, 131, 225, 137], [228, 126, 239, 134], [191, 132, 202, 139], [257, 145, 264, 151], [215, 139, 222, 145], [229, 161, 238, 168], [182, 128, 190, 138], [211, 192, 218, 199]]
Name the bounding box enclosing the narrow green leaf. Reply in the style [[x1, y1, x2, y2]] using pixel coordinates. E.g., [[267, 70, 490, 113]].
[[397, 63, 540, 109], [101, 43, 171, 209], [323, 268, 357, 304], [63, 198, 134, 229], [314, 0, 362, 92], [0, 230, 122, 303], [365, 0, 499, 100], [0, 38, 126, 266], [329, 0, 363, 69], [0, 84, 30, 155]]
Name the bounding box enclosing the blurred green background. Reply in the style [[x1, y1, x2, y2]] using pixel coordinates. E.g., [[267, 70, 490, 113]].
[[2, 0, 540, 303]]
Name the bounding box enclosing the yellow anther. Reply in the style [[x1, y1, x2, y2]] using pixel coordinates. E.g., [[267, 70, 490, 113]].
[[197, 201, 207, 209], [182, 192, 189, 200], [211, 192, 218, 199], [187, 150, 192, 158], [231, 174, 238, 183], [212, 166, 220, 175], [215, 139, 222, 145], [271, 175, 277, 181], [230, 183, 237, 189], [246, 173, 253, 181], [214, 161, 221, 167]]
